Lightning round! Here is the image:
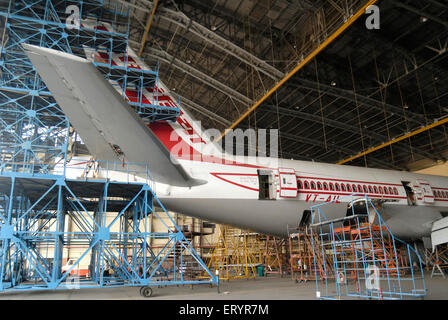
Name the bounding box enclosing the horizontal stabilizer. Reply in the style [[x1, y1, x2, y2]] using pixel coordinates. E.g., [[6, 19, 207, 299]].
[[23, 44, 205, 187]]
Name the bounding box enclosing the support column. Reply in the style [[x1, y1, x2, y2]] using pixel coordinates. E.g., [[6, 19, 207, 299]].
[[51, 180, 66, 286]]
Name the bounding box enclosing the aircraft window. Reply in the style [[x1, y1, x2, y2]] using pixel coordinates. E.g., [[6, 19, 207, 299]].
[[341, 184, 346, 191], [384, 187, 389, 194], [311, 182, 316, 190], [323, 183, 328, 190], [368, 186, 373, 193], [389, 187, 394, 194], [374, 186, 378, 193], [304, 181, 310, 189], [297, 180, 302, 189], [335, 183, 340, 191], [329, 183, 335, 191], [393, 187, 399, 195], [352, 184, 357, 192], [363, 185, 368, 193], [347, 184, 352, 192], [379, 186, 383, 194], [358, 185, 363, 193], [317, 182, 322, 190]]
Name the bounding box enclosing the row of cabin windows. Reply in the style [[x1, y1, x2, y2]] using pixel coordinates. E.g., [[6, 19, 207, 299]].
[[434, 190, 448, 199], [297, 180, 399, 196]]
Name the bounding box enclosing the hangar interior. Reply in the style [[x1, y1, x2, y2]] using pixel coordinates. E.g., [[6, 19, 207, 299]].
[[0, 0, 447, 300]]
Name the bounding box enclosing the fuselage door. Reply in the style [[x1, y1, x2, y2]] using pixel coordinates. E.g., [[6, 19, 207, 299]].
[[258, 169, 276, 200], [416, 179, 435, 204], [279, 168, 298, 198]]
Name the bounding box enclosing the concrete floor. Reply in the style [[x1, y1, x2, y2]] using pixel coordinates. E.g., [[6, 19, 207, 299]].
[[0, 272, 446, 300]]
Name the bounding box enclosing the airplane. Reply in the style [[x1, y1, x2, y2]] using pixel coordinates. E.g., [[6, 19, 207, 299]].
[[22, 36, 448, 248]]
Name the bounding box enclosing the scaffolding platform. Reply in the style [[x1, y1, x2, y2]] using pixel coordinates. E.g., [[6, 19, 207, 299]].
[[0, 162, 218, 294], [205, 226, 263, 280], [310, 194, 426, 300], [289, 226, 333, 283]]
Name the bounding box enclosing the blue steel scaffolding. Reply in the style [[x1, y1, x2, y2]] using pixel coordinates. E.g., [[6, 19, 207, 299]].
[[0, 162, 218, 294], [310, 194, 426, 300], [0, 0, 180, 175], [0, 0, 216, 296]]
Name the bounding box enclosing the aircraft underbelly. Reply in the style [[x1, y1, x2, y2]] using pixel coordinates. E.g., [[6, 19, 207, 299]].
[[161, 197, 441, 240], [380, 204, 442, 239], [160, 198, 346, 237]]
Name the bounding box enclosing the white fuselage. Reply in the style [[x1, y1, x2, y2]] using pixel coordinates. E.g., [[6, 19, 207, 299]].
[[66, 154, 448, 239], [160, 156, 448, 239]]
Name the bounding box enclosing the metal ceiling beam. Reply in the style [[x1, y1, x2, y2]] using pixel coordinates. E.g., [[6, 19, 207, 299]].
[[258, 104, 440, 162], [179, 95, 231, 127], [153, 6, 284, 80], [176, 0, 283, 41], [395, 2, 448, 29], [218, 0, 379, 141], [289, 78, 429, 126], [337, 116, 448, 165], [143, 47, 252, 105], [127, 2, 280, 80], [276, 130, 402, 170]]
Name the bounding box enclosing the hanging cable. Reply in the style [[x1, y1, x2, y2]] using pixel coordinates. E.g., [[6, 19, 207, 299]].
[[314, 58, 328, 152], [268, 2, 282, 159], [373, 48, 394, 164], [348, 55, 367, 167], [247, 16, 258, 156], [432, 72, 448, 145], [415, 70, 433, 149], [393, 61, 414, 161]]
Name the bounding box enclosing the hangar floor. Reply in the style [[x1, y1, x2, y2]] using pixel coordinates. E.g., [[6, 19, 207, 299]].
[[0, 272, 446, 300]]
